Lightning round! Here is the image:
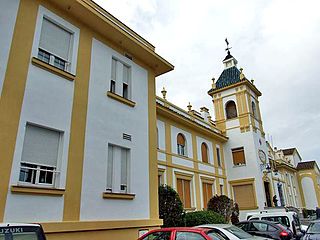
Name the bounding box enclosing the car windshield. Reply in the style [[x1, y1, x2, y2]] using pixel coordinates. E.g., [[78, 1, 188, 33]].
[[225, 226, 253, 239], [307, 223, 320, 234]]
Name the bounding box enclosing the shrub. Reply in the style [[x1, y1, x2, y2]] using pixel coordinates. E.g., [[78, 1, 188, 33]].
[[207, 195, 233, 222], [158, 185, 184, 227], [185, 210, 226, 227]]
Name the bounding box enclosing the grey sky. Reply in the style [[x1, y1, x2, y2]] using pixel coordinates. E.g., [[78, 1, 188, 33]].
[[94, 0, 320, 164]]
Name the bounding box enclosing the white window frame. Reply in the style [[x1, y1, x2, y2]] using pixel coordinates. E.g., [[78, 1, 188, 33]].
[[18, 123, 63, 188], [106, 144, 131, 194], [32, 6, 80, 74], [110, 57, 132, 100]]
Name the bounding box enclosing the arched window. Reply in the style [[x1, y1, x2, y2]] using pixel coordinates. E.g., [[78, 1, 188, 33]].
[[201, 142, 209, 163], [252, 101, 258, 119], [177, 133, 186, 156], [225, 101, 237, 119]]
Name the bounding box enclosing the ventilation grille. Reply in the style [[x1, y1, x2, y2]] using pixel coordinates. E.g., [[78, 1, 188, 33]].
[[123, 133, 132, 141]]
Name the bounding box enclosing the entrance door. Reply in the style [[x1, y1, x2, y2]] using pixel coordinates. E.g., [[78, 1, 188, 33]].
[[264, 181, 272, 207]]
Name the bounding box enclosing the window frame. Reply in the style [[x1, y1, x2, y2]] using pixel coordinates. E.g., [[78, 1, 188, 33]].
[[225, 100, 238, 119], [106, 144, 131, 194], [110, 57, 132, 100], [232, 147, 246, 166], [177, 133, 186, 156], [201, 142, 209, 163], [216, 147, 222, 167], [32, 6, 79, 75], [18, 123, 63, 188]]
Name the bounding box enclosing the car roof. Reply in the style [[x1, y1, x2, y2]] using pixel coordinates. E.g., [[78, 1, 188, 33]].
[[0, 223, 41, 227], [238, 220, 279, 225], [249, 212, 295, 217], [149, 227, 206, 232], [197, 224, 233, 229]]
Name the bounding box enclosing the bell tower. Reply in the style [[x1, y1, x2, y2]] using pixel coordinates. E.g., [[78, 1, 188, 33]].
[[208, 40, 272, 216]]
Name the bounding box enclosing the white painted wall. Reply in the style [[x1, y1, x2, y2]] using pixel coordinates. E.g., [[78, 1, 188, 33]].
[[80, 38, 150, 220], [4, 5, 80, 222], [224, 126, 268, 213], [5, 54, 74, 223], [0, 0, 20, 97], [301, 177, 318, 209]]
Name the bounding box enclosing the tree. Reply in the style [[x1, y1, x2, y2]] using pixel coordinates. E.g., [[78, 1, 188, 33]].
[[231, 203, 240, 224], [207, 195, 233, 222], [158, 185, 184, 227]]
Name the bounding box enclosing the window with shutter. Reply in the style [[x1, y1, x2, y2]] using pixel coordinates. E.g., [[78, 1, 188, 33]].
[[201, 143, 209, 163], [177, 133, 186, 156], [202, 182, 213, 209], [177, 178, 191, 208], [232, 147, 246, 166], [38, 18, 72, 71], [19, 124, 62, 187], [109, 58, 132, 100], [106, 144, 130, 193], [233, 184, 256, 209]]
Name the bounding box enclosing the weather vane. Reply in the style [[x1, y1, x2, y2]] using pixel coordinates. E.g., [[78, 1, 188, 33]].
[[225, 38, 232, 54]]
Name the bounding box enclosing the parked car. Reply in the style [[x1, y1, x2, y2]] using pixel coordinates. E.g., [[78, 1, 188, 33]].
[[196, 224, 271, 240], [0, 223, 46, 240], [247, 211, 303, 239], [235, 220, 293, 240], [138, 227, 226, 240], [303, 220, 320, 240]]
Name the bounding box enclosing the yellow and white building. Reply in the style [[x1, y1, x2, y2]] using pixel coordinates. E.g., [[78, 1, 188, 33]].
[[0, 0, 173, 239], [1, 0, 319, 239]]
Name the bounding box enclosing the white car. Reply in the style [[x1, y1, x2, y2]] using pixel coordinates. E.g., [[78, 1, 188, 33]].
[[197, 224, 272, 240]]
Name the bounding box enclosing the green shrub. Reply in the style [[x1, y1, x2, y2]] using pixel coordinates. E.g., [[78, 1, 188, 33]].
[[158, 185, 184, 227], [185, 210, 226, 227], [207, 195, 233, 222]]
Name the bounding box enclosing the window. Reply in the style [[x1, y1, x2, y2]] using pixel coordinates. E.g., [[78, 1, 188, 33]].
[[225, 101, 237, 119], [220, 184, 224, 195], [177, 133, 186, 156], [38, 18, 72, 71], [202, 182, 213, 209], [217, 148, 221, 167], [19, 124, 62, 187], [106, 144, 130, 193], [110, 58, 131, 100], [176, 232, 206, 240], [201, 142, 209, 163], [142, 231, 171, 240], [232, 147, 246, 166], [249, 222, 268, 231], [233, 184, 256, 209], [252, 101, 257, 119], [177, 178, 191, 208]]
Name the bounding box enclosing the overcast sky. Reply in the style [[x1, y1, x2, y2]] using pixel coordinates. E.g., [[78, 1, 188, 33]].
[[94, 0, 320, 164]]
